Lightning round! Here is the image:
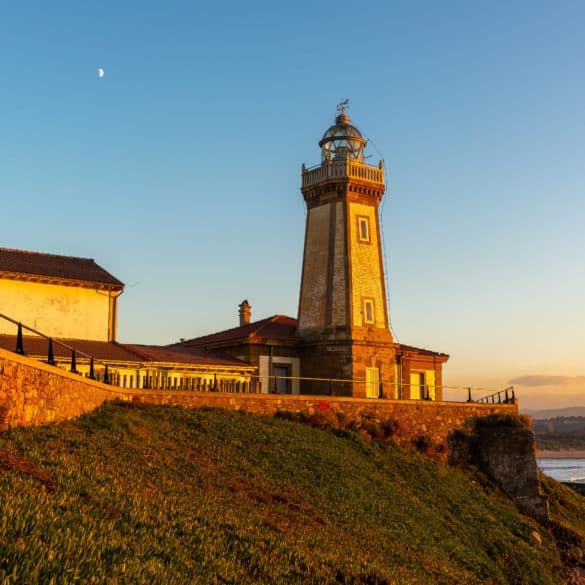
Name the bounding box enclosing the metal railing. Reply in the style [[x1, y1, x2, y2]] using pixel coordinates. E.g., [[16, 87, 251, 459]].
[[473, 386, 516, 404], [1, 313, 114, 382], [0, 313, 516, 404]]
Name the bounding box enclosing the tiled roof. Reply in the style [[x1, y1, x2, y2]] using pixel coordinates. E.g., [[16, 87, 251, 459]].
[[171, 315, 299, 348], [0, 335, 250, 367], [0, 248, 123, 288], [123, 344, 249, 367], [397, 343, 449, 358]]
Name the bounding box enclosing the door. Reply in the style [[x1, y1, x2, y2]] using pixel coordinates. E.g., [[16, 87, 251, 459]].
[[365, 367, 380, 398], [273, 364, 291, 394], [410, 372, 425, 400]]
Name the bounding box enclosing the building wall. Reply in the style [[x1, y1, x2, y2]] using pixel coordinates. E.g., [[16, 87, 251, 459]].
[[400, 354, 446, 401], [298, 203, 331, 331], [0, 279, 115, 341], [350, 341, 397, 399], [300, 341, 354, 395], [258, 355, 301, 395], [0, 348, 517, 463], [331, 201, 348, 327], [348, 202, 387, 329]]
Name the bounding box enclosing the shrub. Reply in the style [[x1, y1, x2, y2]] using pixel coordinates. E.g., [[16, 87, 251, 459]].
[[412, 435, 432, 453], [472, 414, 531, 430]]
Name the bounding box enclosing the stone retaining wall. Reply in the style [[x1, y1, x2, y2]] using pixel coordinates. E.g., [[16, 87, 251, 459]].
[[0, 348, 518, 452], [0, 348, 125, 427]]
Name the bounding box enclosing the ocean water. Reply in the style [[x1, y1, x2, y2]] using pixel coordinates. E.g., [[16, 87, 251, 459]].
[[538, 459, 585, 483]]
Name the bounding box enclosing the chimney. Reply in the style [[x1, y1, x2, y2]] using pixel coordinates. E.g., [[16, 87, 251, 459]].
[[238, 299, 251, 326]]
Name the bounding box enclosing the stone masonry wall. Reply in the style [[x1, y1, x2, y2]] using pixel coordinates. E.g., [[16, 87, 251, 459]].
[[0, 348, 517, 454], [0, 348, 127, 427]]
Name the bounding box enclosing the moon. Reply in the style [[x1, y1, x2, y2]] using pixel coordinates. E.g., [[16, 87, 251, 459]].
[[98, 67, 104, 78]]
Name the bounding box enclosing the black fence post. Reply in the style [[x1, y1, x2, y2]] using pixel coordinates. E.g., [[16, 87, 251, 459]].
[[89, 358, 95, 380], [467, 387, 472, 402], [15, 323, 24, 354], [103, 365, 110, 385], [47, 338, 55, 365], [70, 350, 77, 373]]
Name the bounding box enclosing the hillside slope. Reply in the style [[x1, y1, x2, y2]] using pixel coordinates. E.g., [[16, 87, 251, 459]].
[[0, 402, 583, 584]]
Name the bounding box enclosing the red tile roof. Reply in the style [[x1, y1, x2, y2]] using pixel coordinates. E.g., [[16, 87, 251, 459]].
[[123, 344, 249, 367], [0, 335, 250, 368], [171, 315, 299, 348], [397, 343, 449, 358], [0, 248, 123, 288]]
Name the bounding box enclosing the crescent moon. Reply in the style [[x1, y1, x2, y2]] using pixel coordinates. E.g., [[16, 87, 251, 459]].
[[98, 67, 104, 78]]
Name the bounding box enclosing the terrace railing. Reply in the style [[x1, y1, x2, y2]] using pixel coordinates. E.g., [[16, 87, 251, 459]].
[[0, 312, 115, 382], [0, 313, 515, 403], [473, 386, 516, 404]]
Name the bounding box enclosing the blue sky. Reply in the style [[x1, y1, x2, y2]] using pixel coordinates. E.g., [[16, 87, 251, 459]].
[[1, 1, 583, 409]]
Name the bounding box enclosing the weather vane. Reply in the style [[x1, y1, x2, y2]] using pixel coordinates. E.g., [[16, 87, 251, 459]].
[[336, 99, 349, 116]]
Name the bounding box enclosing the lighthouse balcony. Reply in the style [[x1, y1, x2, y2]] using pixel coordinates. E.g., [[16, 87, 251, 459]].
[[301, 159, 384, 189]]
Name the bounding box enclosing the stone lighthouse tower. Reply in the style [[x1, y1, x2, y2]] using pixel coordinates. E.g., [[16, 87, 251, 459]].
[[297, 103, 396, 397]]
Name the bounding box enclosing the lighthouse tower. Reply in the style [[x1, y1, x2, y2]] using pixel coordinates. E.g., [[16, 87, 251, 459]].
[[297, 103, 395, 397]]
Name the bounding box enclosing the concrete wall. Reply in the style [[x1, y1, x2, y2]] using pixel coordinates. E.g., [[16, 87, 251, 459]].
[[0, 279, 115, 341], [0, 348, 517, 456]]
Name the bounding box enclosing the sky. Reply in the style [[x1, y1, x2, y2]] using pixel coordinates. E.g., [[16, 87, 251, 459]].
[[1, 1, 583, 411]]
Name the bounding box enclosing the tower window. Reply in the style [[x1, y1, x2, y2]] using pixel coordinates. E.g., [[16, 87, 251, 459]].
[[357, 216, 370, 242], [363, 299, 375, 324]]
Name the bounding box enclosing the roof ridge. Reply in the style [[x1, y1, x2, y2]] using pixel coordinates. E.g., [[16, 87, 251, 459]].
[[0, 247, 95, 262], [0, 247, 123, 287], [253, 314, 296, 336], [178, 314, 276, 345]]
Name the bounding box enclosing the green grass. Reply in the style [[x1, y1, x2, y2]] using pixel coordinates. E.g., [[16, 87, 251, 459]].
[[0, 401, 583, 584]]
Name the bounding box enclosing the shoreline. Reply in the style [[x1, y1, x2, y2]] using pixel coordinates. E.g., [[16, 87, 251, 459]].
[[536, 449, 585, 459]]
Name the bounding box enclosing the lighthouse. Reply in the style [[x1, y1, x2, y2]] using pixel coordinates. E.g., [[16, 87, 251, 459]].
[[297, 102, 395, 397]]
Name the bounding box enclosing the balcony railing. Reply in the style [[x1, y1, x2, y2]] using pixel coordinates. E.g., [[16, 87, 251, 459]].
[[301, 159, 384, 189]]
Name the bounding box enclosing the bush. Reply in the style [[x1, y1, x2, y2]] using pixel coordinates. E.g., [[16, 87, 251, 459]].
[[412, 435, 432, 453], [472, 414, 531, 430]]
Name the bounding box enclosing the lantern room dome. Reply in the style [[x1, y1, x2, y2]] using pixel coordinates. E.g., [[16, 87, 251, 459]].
[[319, 110, 367, 162]]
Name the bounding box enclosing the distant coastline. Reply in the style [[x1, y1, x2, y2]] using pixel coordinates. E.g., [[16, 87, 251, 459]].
[[536, 449, 585, 459]]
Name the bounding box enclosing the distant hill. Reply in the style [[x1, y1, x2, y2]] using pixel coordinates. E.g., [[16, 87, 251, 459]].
[[524, 406, 585, 420], [534, 417, 585, 433], [533, 416, 585, 451], [0, 402, 584, 584]]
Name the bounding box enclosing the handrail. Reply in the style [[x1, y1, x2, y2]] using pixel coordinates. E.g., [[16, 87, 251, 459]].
[[0, 312, 113, 381], [0, 313, 517, 403], [473, 386, 516, 404]]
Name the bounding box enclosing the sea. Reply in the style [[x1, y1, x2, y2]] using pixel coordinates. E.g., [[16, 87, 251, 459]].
[[538, 458, 585, 484]]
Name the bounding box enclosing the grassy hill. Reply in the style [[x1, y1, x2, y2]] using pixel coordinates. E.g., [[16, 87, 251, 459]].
[[0, 402, 584, 584]]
